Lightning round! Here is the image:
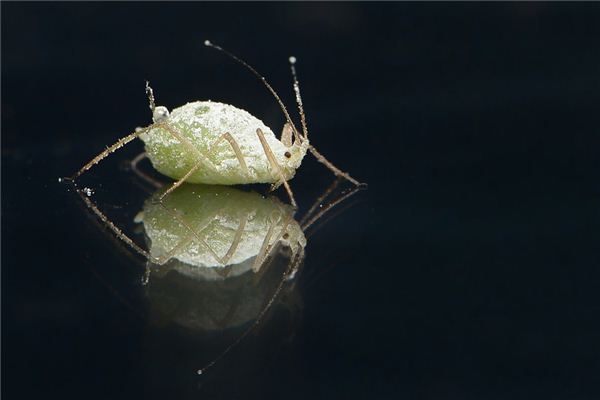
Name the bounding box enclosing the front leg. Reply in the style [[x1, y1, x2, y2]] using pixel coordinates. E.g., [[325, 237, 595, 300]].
[[256, 128, 297, 207]]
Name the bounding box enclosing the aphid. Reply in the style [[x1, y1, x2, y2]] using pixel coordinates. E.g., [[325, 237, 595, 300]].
[[70, 40, 364, 207]]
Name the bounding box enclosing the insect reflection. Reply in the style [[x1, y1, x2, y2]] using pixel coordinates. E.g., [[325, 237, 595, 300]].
[[73, 168, 361, 375]]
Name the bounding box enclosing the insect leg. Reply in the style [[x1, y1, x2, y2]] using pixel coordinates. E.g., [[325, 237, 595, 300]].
[[301, 183, 363, 232], [256, 128, 298, 207], [155, 123, 218, 201], [154, 231, 196, 265], [130, 152, 164, 189], [210, 132, 250, 177], [70, 126, 152, 180], [300, 177, 341, 226], [253, 211, 294, 275], [157, 201, 226, 265], [158, 158, 204, 201], [74, 186, 161, 264], [253, 217, 277, 272], [308, 145, 365, 187], [220, 214, 248, 265]]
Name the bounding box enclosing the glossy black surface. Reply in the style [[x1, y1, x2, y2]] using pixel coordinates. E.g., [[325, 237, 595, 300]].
[[3, 3, 600, 399]]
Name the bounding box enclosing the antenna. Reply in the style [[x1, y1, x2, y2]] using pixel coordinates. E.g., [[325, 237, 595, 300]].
[[145, 81, 156, 113], [204, 40, 303, 144], [288, 56, 309, 141]]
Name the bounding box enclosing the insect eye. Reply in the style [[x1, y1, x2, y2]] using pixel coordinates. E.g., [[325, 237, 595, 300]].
[[282, 232, 289, 239], [284, 151, 291, 158]]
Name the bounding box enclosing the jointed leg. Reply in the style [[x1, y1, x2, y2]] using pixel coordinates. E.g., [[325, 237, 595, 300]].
[[154, 123, 218, 200], [300, 177, 340, 226], [130, 152, 163, 189], [308, 145, 365, 187], [156, 123, 216, 172], [159, 207, 248, 268], [253, 218, 277, 272], [155, 231, 196, 265], [159, 130, 250, 201], [253, 212, 293, 274], [256, 128, 297, 207], [301, 183, 362, 232], [221, 215, 248, 265], [211, 132, 250, 177], [70, 125, 152, 180], [158, 157, 204, 201], [158, 201, 226, 265]]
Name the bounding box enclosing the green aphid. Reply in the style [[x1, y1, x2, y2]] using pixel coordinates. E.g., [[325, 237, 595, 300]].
[[70, 40, 364, 207]]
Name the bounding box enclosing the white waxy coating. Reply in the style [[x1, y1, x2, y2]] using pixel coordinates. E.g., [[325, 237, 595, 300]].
[[140, 101, 304, 185]]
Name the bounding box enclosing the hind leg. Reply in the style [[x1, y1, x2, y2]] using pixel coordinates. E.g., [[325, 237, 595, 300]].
[[70, 126, 153, 180], [158, 130, 251, 201]]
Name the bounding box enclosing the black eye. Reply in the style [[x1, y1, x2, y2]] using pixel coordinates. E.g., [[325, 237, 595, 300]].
[[283, 232, 289, 239], [284, 152, 291, 158]]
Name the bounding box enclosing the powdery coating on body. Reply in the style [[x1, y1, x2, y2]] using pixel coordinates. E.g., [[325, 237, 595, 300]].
[[140, 101, 294, 185]]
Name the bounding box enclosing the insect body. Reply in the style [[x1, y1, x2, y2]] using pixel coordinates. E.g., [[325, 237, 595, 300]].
[[141, 100, 307, 186], [70, 40, 364, 206]]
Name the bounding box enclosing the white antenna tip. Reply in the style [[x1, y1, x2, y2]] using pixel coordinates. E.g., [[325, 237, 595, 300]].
[[197, 369, 203, 375], [289, 56, 297, 64], [204, 40, 211, 46]]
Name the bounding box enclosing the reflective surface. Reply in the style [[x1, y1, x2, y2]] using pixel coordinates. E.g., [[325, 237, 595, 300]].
[[3, 3, 600, 399]]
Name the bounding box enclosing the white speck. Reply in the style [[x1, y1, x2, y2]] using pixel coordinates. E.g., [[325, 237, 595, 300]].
[[289, 56, 297, 64], [204, 40, 211, 46], [197, 369, 203, 375], [58, 177, 62, 183], [83, 187, 94, 197]]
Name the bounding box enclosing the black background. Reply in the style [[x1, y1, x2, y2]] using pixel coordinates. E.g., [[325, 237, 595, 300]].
[[3, 3, 600, 399]]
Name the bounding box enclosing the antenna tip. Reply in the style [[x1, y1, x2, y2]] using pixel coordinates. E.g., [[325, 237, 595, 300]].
[[197, 369, 203, 375], [289, 56, 297, 64], [204, 39, 212, 47]]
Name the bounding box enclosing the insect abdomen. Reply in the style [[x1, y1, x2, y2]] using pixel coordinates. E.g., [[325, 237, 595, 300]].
[[140, 101, 283, 185]]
